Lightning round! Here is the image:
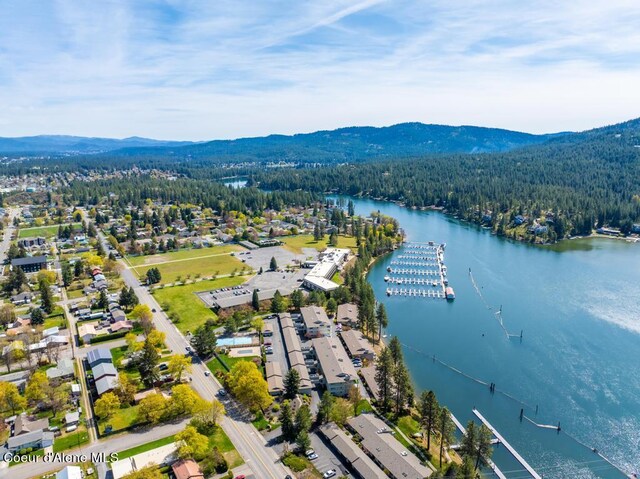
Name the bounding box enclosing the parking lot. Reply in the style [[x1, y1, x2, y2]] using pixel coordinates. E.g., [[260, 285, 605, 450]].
[[197, 244, 316, 309]]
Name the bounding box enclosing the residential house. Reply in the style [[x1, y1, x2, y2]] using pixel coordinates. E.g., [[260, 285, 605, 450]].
[[11, 255, 48, 273], [7, 430, 54, 452], [340, 330, 375, 361], [336, 303, 359, 327], [78, 324, 98, 343], [172, 459, 205, 479], [46, 358, 76, 381]]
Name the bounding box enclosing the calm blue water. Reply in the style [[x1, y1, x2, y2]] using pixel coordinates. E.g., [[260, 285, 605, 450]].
[[344, 197, 640, 478]]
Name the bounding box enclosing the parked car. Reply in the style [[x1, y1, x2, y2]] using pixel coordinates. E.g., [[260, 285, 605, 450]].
[[307, 453, 319, 460], [323, 470, 336, 478], [218, 388, 227, 396], [204, 370, 210, 376]]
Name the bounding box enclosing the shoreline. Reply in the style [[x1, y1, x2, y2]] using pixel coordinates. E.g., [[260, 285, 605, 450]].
[[342, 192, 640, 247]]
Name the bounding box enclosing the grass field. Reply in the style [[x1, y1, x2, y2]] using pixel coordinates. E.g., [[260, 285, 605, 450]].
[[208, 426, 244, 468], [126, 244, 242, 266], [152, 276, 246, 333], [99, 404, 141, 435], [280, 234, 358, 254], [18, 222, 82, 239], [131, 253, 248, 285], [53, 430, 90, 452], [206, 354, 257, 375]]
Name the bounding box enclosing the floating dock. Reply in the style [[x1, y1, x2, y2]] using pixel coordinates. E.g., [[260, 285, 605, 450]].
[[472, 408, 542, 479], [384, 242, 454, 300]]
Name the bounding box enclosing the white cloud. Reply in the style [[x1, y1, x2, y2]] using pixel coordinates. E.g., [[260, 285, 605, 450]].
[[0, 0, 639, 139]]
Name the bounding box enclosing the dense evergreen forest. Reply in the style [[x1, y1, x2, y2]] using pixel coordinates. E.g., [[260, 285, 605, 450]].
[[255, 120, 640, 240], [62, 176, 321, 213]]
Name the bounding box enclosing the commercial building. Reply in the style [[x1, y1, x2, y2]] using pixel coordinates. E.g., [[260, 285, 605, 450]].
[[302, 247, 350, 292], [312, 336, 359, 397], [347, 414, 433, 478], [301, 306, 332, 338]]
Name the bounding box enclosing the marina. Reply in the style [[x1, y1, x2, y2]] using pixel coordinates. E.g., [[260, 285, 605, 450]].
[[384, 241, 454, 300]]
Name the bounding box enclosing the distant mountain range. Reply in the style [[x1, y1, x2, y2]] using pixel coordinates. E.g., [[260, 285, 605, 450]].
[[0, 135, 196, 154], [1, 118, 638, 164]]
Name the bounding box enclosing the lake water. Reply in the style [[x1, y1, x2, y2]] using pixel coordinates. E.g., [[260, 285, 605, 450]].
[[223, 178, 248, 189], [344, 196, 639, 478]]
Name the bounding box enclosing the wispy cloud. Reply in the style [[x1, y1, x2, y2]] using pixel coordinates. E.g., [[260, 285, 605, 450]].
[[0, 0, 639, 139]]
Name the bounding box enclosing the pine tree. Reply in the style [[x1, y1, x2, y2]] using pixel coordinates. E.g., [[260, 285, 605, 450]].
[[284, 368, 300, 399], [252, 289, 260, 311], [419, 390, 439, 451], [439, 407, 455, 467], [279, 401, 295, 441], [375, 348, 394, 412], [39, 278, 53, 314], [269, 256, 278, 271], [317, 391, 334, 424], [375, 303, 388, 343]]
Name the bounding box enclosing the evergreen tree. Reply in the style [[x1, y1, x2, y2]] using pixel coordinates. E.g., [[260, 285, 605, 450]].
[[271, 290, 285, 313], [138, 339, 160, 388], [317, 391, 334, 425], [475, 424, 493, 470], [269, 256, 278, 271], [284, 368, 300, 399], [97, 289, 108, 310], [38, 278, 53, 314], [290, 289, 304, 309], [62, 263, 73, 287], [279, 401, 295, 441], [375, 348, 394, 412], [439, 407, 455, 467], [190, 319, 218, 358], [251, 289, 260, 311], [393, 363, 413, 415], [460, 420, 478, 462], [419, 390, 439, 451], [375, 303, 388, 343], [30, 307, 45, 325]]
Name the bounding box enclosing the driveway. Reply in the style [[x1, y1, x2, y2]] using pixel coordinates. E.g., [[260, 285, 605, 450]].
[[310, 430, 352, 478]]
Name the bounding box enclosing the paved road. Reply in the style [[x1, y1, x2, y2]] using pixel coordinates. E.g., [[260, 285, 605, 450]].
[[3, 419, 190, 479], [0, 207, 18, 276], [103, 231, 292, 479]]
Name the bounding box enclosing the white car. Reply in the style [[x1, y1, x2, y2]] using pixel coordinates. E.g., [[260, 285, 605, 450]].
[[307, 453, 319, 460], [323, 470, 336, 478]]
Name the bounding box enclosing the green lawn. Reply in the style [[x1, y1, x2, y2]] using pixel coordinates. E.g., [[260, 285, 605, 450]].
[[126, 244, 242, 266], [152, 276, 246, 333], [43, 314, 67, 330], [53, 430, 90, 452], [111, 345, 129, 368], [206, 354, 257, 375], [208, 426, 244, 468], [99, 404, 141, 434], [132, 253, 248, 285], [18, 223, 82, 239], [280, 234, 358, 254], [114, 435, 176, 461], [356, 399, 373, 415]]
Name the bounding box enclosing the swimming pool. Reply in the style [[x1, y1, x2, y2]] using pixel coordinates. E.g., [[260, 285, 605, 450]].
[[217, 336, 253, 347]]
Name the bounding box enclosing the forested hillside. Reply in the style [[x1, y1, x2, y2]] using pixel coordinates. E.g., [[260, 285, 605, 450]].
[[255, 120, 640, 241]]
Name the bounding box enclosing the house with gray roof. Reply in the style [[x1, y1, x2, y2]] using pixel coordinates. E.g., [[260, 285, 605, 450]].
[[46, 358, 75, 381], [347, 414, 433, 478], [86, 348, 112, 368], [7, 430, 54, 452], [319, 422, 387, 479], [92, 362, 117, 381], [95, 375, 118, 396]]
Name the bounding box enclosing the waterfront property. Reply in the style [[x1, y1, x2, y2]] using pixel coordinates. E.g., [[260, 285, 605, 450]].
[[340, 329, 375, 361], [347, 414, 432, 478], [319, 422, 387, 479], [312, 336, 359, 397], [301, 305, 332, 338]]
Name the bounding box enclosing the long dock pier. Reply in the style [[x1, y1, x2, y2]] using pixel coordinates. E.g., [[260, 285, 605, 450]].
[[472, 408, 542, 479]]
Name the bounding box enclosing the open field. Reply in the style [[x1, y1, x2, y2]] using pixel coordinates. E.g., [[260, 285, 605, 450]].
[[280, 234, 358, 254], [18, 223, 82, 239], [126, 244, 242, 266], [152, 276, 247, 333], [131, 253, 248, 285], [208, 426, 244, 468]]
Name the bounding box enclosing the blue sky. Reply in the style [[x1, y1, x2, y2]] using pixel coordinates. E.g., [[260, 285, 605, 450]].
[[1, 0, 639, 140]]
